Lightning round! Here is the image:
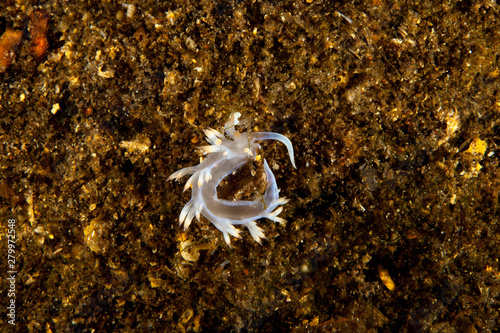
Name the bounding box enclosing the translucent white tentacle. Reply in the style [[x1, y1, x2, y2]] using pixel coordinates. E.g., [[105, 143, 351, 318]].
[[224, 112, 241, 139], [251, 132, 296, 168], [204, 128, 224, 145], [246, 221, 266, 244], [168, 166, 198, 181]]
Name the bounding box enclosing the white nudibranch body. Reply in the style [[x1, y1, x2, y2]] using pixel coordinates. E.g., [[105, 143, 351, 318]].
[[169, 112, 296, 245]]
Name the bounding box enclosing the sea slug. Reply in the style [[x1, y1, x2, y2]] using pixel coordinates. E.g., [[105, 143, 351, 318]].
[[169, 112, 296, 245]]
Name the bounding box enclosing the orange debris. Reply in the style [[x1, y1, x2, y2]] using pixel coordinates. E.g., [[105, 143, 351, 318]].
[[0, 29, 23, 73], [30, 10, 50, 59]]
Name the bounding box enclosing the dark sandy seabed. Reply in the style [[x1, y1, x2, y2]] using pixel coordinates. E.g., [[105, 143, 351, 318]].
[[0, 0, 499, 332]]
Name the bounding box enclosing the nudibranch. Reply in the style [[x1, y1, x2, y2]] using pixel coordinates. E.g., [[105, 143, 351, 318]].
[[169, 112, 296, 245]]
